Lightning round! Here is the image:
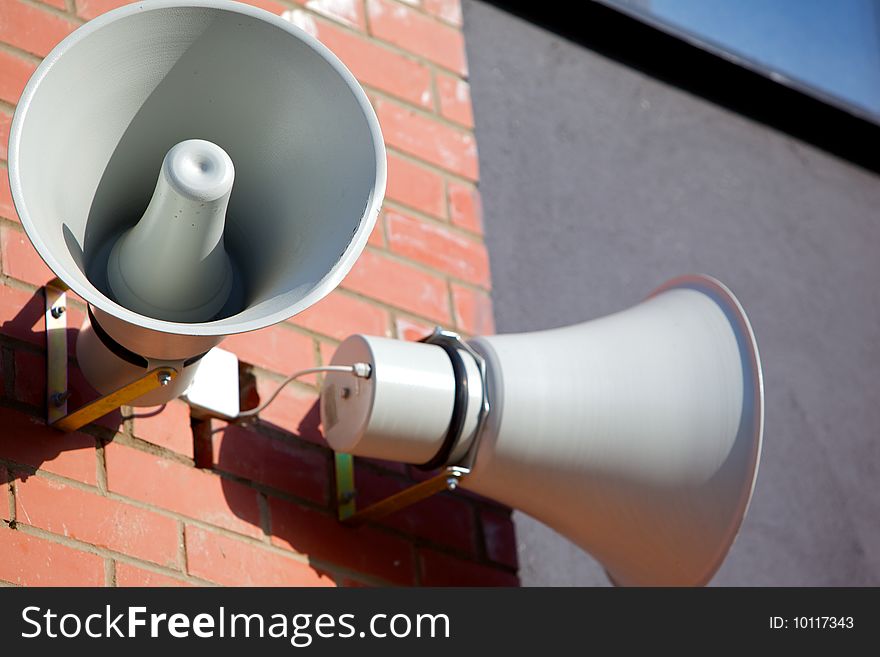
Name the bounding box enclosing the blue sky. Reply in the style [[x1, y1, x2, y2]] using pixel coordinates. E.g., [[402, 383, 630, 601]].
[[641, 0, 880, 117]]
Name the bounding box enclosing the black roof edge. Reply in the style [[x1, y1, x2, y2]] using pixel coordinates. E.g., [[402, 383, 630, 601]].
[[477, 0, 880, 174]]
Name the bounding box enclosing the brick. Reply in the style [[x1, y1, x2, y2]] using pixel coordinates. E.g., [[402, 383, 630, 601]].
[[451, 283, 494, 335], [374, 97, 478, 180], [13, 350, 120, 431], [223, 324, 314, 377], [248, 374, 323, 444], [0, 108, 11, 161], [342, 249, 451, 323], [366, 0, 467, 75], [0, 174, 15, 221], [75, 0, 136, 20], [73, 360, 122, 426], [436, 72, 473, 128], [447, 180, 483, 233], [368, 217, 385, 247], [130, 399, 194, 459], [242, 0, 288, 15], [35, 0, 67, 10], [0, 525, 104, 586], [281, 4, 322, 36], [0, 1, 78, 58], [185, 524, 335, 586], [104, 442, 262, 538], [77, 0, 284, 19], [13, 349, 42, 407], [299, 0, 366, 31], [212, 423, 329, 504], [1, 223, 55, 286], [480, 507, 518, 569], [0, 49, 37, 105], [354, 465, 477, 554], [0, 406, 97, 485], [0, 0, 495, 589], [15, 475, 179, 566], [386, 152, 446, 219], [115, 563, 192, 587], [424, 0, 463, 26], [386, 209, 490, 286], [269, 496, 415, 584], [318, 340, 337, 367], [394, 315, 434, 341], [339, 576, 370, 587], [356, 454, 408, 475], [289, 290, 390, 341], [281, 9, 433, 109], [0, 284, 86, 353], [1, 464, 8, 521], [419, 548, 518, 586]]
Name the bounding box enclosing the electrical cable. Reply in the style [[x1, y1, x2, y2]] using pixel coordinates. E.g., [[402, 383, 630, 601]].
[[234, 363, 371, 420]]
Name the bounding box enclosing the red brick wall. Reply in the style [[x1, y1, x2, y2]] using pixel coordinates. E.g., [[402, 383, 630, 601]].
[[0, 0, 516, 587]]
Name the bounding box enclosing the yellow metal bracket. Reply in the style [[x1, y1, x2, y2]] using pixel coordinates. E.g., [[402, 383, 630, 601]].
[[335, 452, 470, 524], [44, 278, 178, 434]]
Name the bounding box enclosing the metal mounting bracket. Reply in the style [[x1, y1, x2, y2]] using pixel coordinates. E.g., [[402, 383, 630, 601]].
[[44, 278, 178, 433], [335, 453, 470, 524]]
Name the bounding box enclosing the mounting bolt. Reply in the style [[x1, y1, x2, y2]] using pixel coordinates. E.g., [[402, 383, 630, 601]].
[[340, 387, 352, 399], [50, 306, 65, 319], [445, 476, 459, 491], [50, 391, 71, 407], [157, 372, 173, 387]]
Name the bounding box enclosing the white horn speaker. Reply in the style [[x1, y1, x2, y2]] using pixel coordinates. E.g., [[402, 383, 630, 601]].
[[8, 0, 385, 405], [320, 275, 764, 586]]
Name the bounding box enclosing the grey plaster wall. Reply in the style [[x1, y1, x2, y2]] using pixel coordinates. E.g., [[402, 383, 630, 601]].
[[462, 1, 880, 586]]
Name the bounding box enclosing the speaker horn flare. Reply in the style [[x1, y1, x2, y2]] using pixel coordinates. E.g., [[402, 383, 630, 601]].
[[9, 1, 386, 405], [320, 275, 764, 586]]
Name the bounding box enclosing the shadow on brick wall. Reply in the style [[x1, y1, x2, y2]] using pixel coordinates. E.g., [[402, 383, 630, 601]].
[[2, 290, 517, 586], [0, 288, 122, 479], [208, 394, 421, 585], [211, 386, 519, 586], [0, 289, 103, 501]]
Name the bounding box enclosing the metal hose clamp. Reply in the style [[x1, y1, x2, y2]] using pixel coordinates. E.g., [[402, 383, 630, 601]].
[[416, 328, 491, 471]]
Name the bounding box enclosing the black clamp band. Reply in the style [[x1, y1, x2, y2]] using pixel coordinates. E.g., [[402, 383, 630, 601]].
[[87, 306, 209, 369], [415, 331, 471, 471]]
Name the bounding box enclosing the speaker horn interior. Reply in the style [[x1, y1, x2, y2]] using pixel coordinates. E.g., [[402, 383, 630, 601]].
[[9, 0, 386, 403]]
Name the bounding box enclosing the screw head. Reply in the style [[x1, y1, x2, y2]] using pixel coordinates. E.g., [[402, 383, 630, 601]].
[[340, 387, 352, 399], [157, 372, 172, 387], [445, 476, 459, 491], [50, 306, 66, 319]]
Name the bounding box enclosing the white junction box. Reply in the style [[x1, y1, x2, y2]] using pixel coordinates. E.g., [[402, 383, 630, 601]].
[[181, 347, 240, 419]]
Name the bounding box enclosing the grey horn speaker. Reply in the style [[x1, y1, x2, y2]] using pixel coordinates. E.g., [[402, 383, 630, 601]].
[[8, 1, 386, 404], [320, 276, 764, 586]]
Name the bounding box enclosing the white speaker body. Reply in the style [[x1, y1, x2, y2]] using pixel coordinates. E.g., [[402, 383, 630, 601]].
[[8, 1, 386, 405], [321, 276, 764, 586]]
